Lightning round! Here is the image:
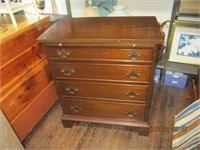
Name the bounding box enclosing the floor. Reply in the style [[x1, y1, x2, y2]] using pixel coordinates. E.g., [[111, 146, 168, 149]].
[[23, 82, 193, 150]]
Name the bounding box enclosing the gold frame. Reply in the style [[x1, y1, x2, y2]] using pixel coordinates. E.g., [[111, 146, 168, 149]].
[[168, 21, 200, 65]]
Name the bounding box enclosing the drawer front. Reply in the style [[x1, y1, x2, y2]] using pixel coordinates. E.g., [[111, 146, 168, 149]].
[[61, 99, 145, 121], [57, 81, 148, 102], [45, 47, 152, 62], [51, 63, 150, 83], [0, 44, 46, 88]]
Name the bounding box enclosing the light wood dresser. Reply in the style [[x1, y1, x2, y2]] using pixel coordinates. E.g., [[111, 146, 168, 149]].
[[0, 15, 57, 140], [38, 17, 163, 128]]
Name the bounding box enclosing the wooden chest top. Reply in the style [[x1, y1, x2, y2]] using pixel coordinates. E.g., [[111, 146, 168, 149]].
[[0, 15, 49, 43], [37, 17, 163, 46]]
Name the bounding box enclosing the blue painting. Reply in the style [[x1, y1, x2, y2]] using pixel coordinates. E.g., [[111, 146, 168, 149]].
[[86, 0, 117, 16], [177, 34, 200, 58]]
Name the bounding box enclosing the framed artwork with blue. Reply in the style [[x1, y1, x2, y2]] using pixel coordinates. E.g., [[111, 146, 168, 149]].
[[168, 21, 200, 65]]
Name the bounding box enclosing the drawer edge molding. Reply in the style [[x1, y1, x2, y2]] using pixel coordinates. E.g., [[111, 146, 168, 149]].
[[61, 114, 149, 128], [60, 96, 147, 104]]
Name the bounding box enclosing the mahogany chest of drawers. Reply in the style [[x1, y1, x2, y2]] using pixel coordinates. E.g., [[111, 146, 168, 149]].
[[38, 17, 163, 128]]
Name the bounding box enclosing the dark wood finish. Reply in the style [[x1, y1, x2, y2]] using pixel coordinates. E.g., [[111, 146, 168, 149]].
[[144, 44, 159, 121], [38, 17, 163, 128], [51, 62, 151, 83], [61, 98, 146, 121], [37, 17, 163, 45], [56, 80, 148, 102], [61, 114, 149, 128], [46, 47, 153, 62], [23, 83, 193, 149]]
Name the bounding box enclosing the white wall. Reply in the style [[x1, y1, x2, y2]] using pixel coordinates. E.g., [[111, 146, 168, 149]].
[[68, 0, 174, 45], [118, 0, 173, 22]]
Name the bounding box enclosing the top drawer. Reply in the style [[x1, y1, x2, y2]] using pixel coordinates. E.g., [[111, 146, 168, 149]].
[[45, 47, 153, 62]]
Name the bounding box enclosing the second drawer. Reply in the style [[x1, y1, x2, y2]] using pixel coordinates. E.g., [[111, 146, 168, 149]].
[[51, 63, 151, 83], [56, 81, 148, 103]]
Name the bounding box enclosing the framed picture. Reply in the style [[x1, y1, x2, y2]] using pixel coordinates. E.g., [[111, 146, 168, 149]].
[[168, 21, 200, 65]]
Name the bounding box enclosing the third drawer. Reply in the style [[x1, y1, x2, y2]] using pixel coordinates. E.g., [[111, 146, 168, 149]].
[[56, 81, 148, 103]]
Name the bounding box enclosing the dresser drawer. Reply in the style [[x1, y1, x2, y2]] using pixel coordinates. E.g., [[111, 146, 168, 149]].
[[61, 99, 145, 121], [57, 81, 148, 103], [51, 63, 150, 83], [45, 47, 152, 62]]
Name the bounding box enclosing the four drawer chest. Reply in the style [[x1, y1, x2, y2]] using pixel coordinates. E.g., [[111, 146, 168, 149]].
[[38, 17, 163, 128]]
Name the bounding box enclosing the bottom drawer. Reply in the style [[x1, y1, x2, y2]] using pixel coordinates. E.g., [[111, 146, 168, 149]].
[[61, 98, 146, 122]]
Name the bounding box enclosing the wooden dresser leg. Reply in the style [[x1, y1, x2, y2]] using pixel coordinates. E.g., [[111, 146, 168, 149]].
[[137, 127, 149, 136], [62, 120, 75, 128]]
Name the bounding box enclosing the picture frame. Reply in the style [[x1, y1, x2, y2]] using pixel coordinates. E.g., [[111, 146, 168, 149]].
[[168, 21, 200, 65]]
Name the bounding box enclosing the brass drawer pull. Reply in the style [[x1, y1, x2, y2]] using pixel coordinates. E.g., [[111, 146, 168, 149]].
[[125, 110, 138, 117], [125, 91, 139, 99], [65, 86, 79, 94], [60, 67, 75, 76], [57, 49, 70, 58], [128, 52, 140, 60], [125, 70, 141, 79], [70, 105, 82, 113]]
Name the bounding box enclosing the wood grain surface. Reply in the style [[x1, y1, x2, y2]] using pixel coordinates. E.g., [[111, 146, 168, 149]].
[[39, 17, 163, 128], [56, 80, 148, 102], [45, 47, 153, 62], [51, 62, 151, 83], [1, 61, 52, 122], [0, 15, 50, 67], [37, 17, 163, 45], [23, 82, 193, 150], [0, 15, 57, 141]]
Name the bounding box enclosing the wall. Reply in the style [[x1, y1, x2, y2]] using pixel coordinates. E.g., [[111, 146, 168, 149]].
[[70, 0, 173, 21], [52, 0, 68, 14], [69, 0, 174, 45]]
